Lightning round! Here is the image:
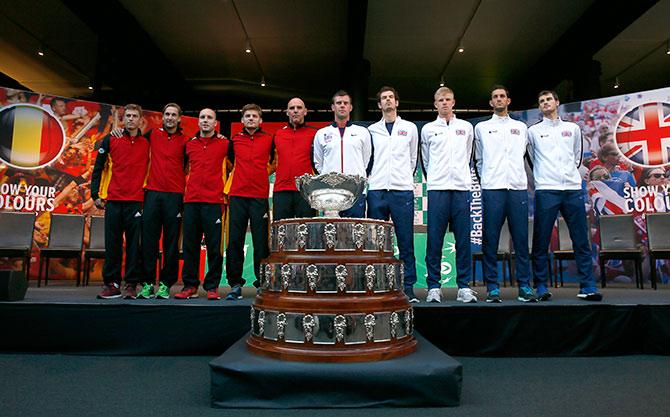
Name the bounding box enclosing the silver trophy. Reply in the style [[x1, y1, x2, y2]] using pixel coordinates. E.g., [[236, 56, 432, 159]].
[[295, 172, 367, 217]]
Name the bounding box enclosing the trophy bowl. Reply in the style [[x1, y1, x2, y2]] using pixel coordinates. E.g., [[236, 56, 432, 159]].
[[296, 173, 367, 216]]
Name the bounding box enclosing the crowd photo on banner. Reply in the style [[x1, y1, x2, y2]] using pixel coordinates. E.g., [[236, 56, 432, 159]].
[[0, 85, 669, 297]]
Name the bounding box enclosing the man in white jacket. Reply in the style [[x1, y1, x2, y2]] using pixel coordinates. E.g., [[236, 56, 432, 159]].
[[474, 85, 535, 303], [528, 90, 602, 302], [367, 86, 419, 302], [313, 90, 372, 217], [421, 87, 477, 303]]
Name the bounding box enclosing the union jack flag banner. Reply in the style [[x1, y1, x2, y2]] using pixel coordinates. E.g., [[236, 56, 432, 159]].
[[615, 102, 670, 167]]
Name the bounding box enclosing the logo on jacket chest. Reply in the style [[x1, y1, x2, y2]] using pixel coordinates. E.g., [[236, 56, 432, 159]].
[[561, 130, 572, 137], [510, 128, 520, 135], [455, 129, 466, 136], [398, 130, 408, 136], [324, 133, 333, 143]]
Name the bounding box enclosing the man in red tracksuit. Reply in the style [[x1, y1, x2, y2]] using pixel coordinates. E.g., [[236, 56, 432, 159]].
[[224, 103, 274, 300], [137, 103, 188, 299], [91, 104, 150, 299], [272, 97, 317, 220], [175, 108, 229, 300]]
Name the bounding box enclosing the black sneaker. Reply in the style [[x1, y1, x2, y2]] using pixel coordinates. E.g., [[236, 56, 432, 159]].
[[486, 288, 502, 303], [577, 287, 603, 302], [517, 286, 537, 303], [225, 285, 243, 301], [404, 287, 419, 303], [536, 284, 552, 302]]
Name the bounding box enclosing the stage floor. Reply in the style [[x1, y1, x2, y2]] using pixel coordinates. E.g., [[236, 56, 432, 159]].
[[3, 284, 669, 357], [12, 283, 670, 306]]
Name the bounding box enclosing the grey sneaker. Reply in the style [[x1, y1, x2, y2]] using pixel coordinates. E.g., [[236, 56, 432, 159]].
[[456, 288, 478, 303], [426, 288, 442, 303]]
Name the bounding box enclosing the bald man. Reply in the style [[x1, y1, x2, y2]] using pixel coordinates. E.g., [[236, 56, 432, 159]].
[[175, 108, 231, 300], [272, 97, 318, 220]]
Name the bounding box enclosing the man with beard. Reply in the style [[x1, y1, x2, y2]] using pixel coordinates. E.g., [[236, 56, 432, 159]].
[[474, 86, 535, 303]]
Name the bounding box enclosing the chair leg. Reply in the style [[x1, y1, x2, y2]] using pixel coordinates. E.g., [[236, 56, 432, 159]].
[[637, 258, 643, 290], [600, 257, 607, 288], [504, 259, 507, 288], [37, 257, 43, 288], [510, 257, 514, 287], [44, 257, 50, 286], [24, 254, 31, 284], [472, 259, 477, 287], [649, 255, 658, 290], [84, 257, 90, 286], [76, 257, 82, 287], [558, 260, 564, 289]]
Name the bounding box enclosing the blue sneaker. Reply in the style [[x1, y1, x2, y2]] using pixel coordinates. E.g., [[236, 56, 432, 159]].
[[486, 288, 501, 303], [577, 287, 603, 301], [517, 286, 537, 303], [536, 284, 552, 301], [225, 285, 243, 301]]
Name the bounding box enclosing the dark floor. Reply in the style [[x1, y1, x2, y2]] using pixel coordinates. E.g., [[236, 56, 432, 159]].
[[1, 354, 668, 417]]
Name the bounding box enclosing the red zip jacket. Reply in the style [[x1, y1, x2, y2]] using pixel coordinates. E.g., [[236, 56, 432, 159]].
[[272, 123, 317, 192], [225, 128, 274, 198], [91, 130, 150, 202], [184, 134, 230, 204], [144, 128, 188, 193]]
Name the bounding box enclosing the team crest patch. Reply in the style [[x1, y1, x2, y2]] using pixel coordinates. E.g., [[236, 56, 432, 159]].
[[562, 130, 572, 137], [455, 129, 466, 136], [398, 130, 408, 136], [324, 133, 333, 143], [510, 129, 520, 135]]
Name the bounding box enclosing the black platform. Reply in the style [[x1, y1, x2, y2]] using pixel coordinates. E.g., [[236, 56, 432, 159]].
[[1, 285, 669, 356], [210, 332, 462, 408]]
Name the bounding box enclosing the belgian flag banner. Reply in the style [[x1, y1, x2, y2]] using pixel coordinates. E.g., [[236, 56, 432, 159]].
[[0, 104, 65, 169]]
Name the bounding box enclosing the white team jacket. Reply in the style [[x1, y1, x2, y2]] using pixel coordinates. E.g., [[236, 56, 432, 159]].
[[474, 114, 529, 190], [313, 122, 372, 177], [527, 117, 583, 190], [420, 115, 474, 191], [367, 116, 419, 191]]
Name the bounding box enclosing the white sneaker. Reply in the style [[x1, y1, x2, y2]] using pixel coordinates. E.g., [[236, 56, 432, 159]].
[[426, 288, 442, 303], [456, 288, 478, 303]]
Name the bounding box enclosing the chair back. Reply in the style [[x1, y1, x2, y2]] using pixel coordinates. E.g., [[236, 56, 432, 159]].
[[646, 213, 670, 251], [599, 214, 636, 250], [48, 214, 85, 249], [88, 216, 105, 250], [0, 212, 35, 249], [557, 217, 574, 251]]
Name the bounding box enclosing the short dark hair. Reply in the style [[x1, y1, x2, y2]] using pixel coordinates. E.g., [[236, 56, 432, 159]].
[[163, 103, 182, 115], [376, 86, 399, 102], [124, 103, 143, 114], [490, 84, 509, 98], [332, 90, 351, 104], [50, 98, 66, 106], [241, 103, 262, 117], [538, 90, 559, 101]]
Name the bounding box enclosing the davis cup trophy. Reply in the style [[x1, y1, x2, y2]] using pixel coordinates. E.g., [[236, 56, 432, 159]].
[[247, 173, 417, 362]]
